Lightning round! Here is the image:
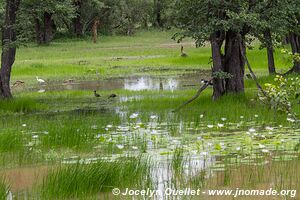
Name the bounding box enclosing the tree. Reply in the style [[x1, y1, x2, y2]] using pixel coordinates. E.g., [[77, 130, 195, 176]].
[[0, 0, 21, 98], [283, 0, 300, 74], [21, 0, 75, 44], [153, 0, 175, 28], [175, 0, 261, 100], [72, 0, 83, 37], [289, 0, 300, 73], [251, 0, 295, 75], [153, 0, 162, 27]]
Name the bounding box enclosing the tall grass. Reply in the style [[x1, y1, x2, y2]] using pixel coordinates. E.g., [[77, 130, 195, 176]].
[[0, 177, 9, 200], [0, 130, 23, 153], [0, 98, 42, 113], [42, 157, 151, 199]]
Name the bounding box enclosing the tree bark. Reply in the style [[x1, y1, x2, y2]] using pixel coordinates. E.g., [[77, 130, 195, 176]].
[[92, 18, 100, 43], [153, 0, 163, 28], [210, 32, 225, 100], [0, 0, 21, 98], [224, 31, 245, 93], [72, 0, 83, 37], [35, 12, 55, 44], [43, 12, 55, 43], [289, 33, 300, 73], [264, 30, 276, 74]]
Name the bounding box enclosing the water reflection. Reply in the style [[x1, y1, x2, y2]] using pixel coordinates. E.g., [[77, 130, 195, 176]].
[[32, 72, 211, 92]]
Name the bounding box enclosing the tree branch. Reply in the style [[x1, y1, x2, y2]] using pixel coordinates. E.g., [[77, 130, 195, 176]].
[[173, 79, 212, 112], [239, 42, 268, 97]]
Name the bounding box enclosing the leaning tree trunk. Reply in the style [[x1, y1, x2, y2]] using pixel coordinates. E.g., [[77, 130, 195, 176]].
[[224, 31, 245, 93], [264, 30, 276, 74], [0, 0, 21, 98], [288, 33, 300, 73], [210, 32, 225, 100]]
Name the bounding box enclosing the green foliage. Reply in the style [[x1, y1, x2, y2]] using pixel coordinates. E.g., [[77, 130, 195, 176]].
[[17, 0, 76, 42], [281, 49, 300, 63], [213, 71, 233, 79], [174, 0, 261, 46], [261, 75, 300, 115]]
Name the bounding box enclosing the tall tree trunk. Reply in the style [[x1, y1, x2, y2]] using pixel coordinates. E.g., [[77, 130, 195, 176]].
[[35, 12, 55, 44], [153, 0, 162, 28], [211, 32, 225, 100], [43, 12, 55, 43], [72, 0, 83, 37], [289, 33, 300, 73], [92, 18, 100, 43], [0, 0, 21, 98], [224, 31, 245, 93], [264, 30, 276, 74]]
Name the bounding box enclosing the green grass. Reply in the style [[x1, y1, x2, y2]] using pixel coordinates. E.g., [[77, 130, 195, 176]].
[[2, 30, 292, 86], [0, 177, 8, 200], [0, 30, 299, 199], [0, 98, 42, 113], [0, 130, 23, 153], [42, 157, 151, 199]]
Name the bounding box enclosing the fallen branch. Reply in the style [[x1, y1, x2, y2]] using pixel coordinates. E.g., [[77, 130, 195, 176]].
[[173, 79, 212, 112]]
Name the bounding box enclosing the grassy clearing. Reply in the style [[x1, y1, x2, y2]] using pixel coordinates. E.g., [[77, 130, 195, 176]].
[[42, 157, 151, 199], [4, 30, 292, 86]]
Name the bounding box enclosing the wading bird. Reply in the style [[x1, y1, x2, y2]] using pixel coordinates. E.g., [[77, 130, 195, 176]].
[[94, 90, 101, 97], [36, 76, 45, 84]]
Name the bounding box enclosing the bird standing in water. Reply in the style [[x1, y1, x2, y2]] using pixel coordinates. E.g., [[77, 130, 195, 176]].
[[36, 76, 45, 84], [109, 94, 117, 98], [94, 90, 100, 97]]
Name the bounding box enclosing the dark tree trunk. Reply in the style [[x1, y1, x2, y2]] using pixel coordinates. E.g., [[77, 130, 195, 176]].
[[0, 0, 21, 98], [43, 12, 55, 43], [35, 12, 55, 44], [153, 0, 163, 28], [264, 30, 276, 74], [72, 0, 83, 37], [35, 17, 43, 43], [224, 31, 245, 93], [210, 32, 225, 100], [289, 33, 300, 73]]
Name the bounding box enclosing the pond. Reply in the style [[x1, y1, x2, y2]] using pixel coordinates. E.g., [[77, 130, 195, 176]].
[[28, 71, 211, 92], [1, 72, 299, 200]]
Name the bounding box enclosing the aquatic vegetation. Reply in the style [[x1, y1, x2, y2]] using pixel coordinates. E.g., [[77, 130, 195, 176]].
[[42, 157, 151, 199], [0, 130, 24, 153], [0, 98, 42, 114], [0, 177, 9, 200], [0, 31, 299, 199]]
